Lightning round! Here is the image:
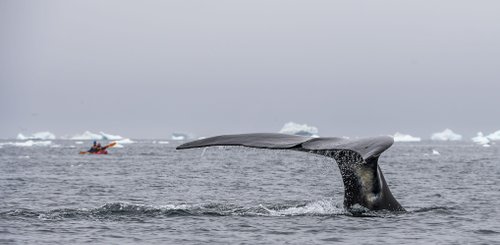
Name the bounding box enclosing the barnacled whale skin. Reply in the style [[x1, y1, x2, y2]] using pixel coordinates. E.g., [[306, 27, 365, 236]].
[[177, 133, 404, 211]]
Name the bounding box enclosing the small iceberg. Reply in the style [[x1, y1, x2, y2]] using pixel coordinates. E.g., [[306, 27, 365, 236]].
[[486, 130, 500, 141], [16, 131, 56, 140], [472, 132, 490, 146], [432, 149, 440, 155], [0, 140, 52, 147], [70, 131, 126, 140], [171, 133, 193, 141], [431, 129, 462, 141], [158, 141, 170, 144], [392, 132, 421, 142], [70, 131, 103, 140], [279, 122, 319, 137], [100, 132, 123, 140]]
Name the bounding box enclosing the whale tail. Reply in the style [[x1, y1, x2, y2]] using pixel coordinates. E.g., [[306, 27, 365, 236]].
[[177, 133, 404, 211]]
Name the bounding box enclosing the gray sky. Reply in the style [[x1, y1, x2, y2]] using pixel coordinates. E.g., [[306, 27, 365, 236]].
[[1, 0, 499, 139]]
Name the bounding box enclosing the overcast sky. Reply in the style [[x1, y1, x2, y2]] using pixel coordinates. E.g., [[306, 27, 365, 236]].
[[1, 0, 499, 139]]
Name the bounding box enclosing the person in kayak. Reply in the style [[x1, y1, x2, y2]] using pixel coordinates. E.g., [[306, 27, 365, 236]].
[[88, 141, 99, 153]]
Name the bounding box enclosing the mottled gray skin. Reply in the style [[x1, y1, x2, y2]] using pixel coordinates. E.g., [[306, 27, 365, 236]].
[[177, 133, 404, 211]]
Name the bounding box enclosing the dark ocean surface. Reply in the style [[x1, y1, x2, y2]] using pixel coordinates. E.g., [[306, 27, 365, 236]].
[[1, 139, 499, 244]]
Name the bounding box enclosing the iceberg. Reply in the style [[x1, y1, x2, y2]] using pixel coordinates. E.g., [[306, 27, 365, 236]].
[[0, 140, 52, 147], [486, 130, 500, 141], [431, 129, 462, 141], [279, 122, 319, 137], [472, 132, 490, 145], [70, 131, 126, 141], [391, 132, 421, 142], [70, 131, 103, 140], [16, 131, 56, 140], [100, 132, 124, 140], [171, 133, 193, 141], [158, 141, 170, 144]]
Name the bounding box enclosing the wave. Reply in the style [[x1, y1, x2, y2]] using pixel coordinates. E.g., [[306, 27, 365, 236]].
[[1, 201, 454, 220], [391, 132, 421, 142], [0, 200, 346, 220], [279, 122, 319, 137], [16, 131, 56, 140], [431, 129, 462, 141]]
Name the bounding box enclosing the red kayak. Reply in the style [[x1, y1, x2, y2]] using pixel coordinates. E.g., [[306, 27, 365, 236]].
[[79, 150, 108, 155]]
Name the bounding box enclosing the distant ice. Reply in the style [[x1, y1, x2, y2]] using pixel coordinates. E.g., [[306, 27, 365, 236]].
[[75, 141, 84, 144], [70, 131, 103, 140], [70, 131, 125, 141], [0, 140, 52, 147], [486, 130, 500, 141], [171, 133, 193, 141], [431, 129, 462, 141], [100, 131, 124, 140], [279, 122, 319, 137], [432, 149, 440, 155], [17, 131, 56, 140], [391, 132, 421, 142], [472, 132, 490, 146], [158, 141, 170, 144]]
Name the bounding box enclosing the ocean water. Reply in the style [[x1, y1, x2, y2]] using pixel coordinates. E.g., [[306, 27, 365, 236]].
[[1, 140, 499, 244]]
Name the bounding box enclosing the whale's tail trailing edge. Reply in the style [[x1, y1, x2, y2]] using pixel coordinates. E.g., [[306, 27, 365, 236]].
[[177, 133, 404, 211]]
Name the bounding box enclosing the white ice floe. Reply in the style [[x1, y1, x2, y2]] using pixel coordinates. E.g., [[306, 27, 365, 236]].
[[472, 132, 490, 146], [171, 133, 193, 140], [158, 141, 170, 144], [392, 132, 421, 142], [100, 132, 124, 140], [279, 122, 319, 137], [486, 130, 500, 141], [0, 140, 52, 147], [16, 131, 56, 140], [430, 129, 462, 141], [432, 149, 440, 155], [70, 131, 126, 141], [70, 131, 103, 140], [74, 141, 84, 145]]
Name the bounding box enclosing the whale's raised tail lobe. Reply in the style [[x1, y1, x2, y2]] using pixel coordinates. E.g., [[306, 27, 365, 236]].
[[177, 133, 404, 211]]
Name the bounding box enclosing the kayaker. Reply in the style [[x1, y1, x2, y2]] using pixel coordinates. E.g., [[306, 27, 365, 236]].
[[88, 141, 99, 153]]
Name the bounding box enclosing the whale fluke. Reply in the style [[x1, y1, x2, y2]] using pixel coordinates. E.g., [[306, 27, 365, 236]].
[[177, 133, 404, 211]]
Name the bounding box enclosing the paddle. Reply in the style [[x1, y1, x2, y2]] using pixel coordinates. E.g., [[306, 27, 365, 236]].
[[79, 142, 117, 154], [102, 142, 117, 150]]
